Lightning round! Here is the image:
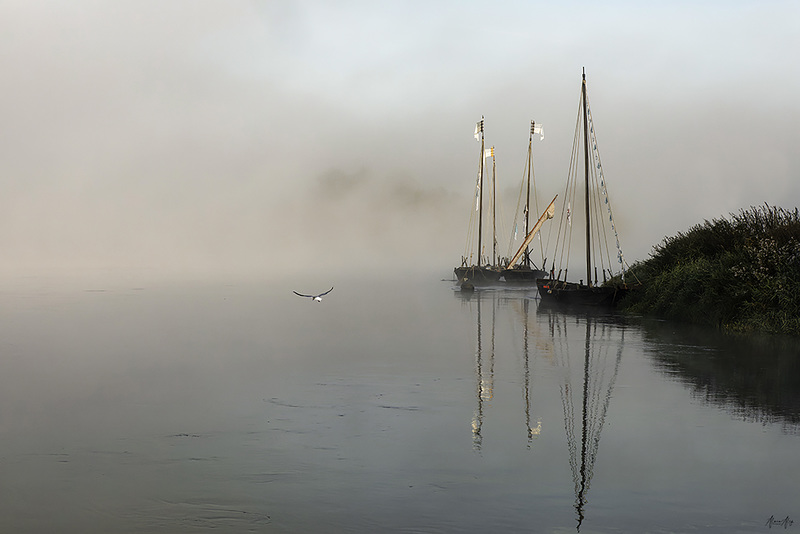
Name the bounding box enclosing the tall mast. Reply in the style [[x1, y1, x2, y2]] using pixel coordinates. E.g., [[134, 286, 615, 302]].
[[525, 122, 533, 268], [477, 118, 485, 264], [492, 149, 497, 266], [582, 69, 592, 287]]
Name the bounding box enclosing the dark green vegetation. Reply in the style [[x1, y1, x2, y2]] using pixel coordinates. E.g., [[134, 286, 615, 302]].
[[618, 204, 800, 335]]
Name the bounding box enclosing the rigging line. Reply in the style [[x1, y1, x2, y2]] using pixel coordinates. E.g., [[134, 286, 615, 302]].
[[506, 152, 529, 259], [469, 138, 487, 262], [463, 159, 483, 262], [554, 102, 583, 276], [589, 159, 612, 280], [586, 101, 627, 275], [585, 118, 615, 282], [587, 127, 613, 279], [542, 177, 561, 273], [552, 174, 568, 272], [563, 103, 583, 276], [548, 93, 582, 277], [590, 161, 605, 271], [464, 200, 477, 262], [543, 206, 556, 272], [531, 149, 542, 229], [493, 165, 511, 266], [587, 132, 611, 281], [530, 134, 546, 265]]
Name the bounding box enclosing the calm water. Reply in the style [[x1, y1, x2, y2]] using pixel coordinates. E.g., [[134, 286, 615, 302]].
[[0, 274, 798, 533]]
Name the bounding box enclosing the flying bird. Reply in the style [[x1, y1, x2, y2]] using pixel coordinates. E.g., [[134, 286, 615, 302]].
[[293, 287, 334, 302]]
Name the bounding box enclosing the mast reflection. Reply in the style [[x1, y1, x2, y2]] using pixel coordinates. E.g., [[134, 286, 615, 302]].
[[546, 309, 624, 531], [461, 289, 542, 450], [458, 287, 626, 530], [470, 291, 495, 450], [516, 294, 543, 446]]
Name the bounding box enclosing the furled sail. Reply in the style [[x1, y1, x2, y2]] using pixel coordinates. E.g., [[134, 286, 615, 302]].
[[507, 195, 557, 267]]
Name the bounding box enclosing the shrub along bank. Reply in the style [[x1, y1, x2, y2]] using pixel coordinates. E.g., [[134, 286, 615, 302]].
[[618, 205, 800, 335]]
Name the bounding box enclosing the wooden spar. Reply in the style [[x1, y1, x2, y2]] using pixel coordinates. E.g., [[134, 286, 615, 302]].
[[582, 69, 592, 286], [507, 195, 558, 267]]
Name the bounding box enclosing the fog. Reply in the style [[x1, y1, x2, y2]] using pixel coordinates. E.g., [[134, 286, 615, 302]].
[[1, 1, 798, 281]]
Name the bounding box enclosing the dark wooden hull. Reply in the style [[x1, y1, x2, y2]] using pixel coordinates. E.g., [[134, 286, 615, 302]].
[[501, 267, 547, 284], [536, 278, 627, 307], [454, 265, 502, 284]]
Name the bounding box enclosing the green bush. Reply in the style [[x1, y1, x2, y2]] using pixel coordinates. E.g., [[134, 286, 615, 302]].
[[619, 205, 800, 335]]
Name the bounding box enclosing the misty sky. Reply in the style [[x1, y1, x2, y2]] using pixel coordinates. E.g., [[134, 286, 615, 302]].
[[1, 1, 798, 280]]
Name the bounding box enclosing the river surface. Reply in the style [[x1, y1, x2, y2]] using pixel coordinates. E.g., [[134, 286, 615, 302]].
[[0, 274, 798, 533]]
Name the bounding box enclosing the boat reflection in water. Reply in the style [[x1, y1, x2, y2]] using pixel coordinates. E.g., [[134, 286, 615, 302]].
[[459, 289, 544, 451], [469, 289, 493, 451], [460, 287, 626, 530], [454, 283, 800, 532], [544, 308, 624, 531]]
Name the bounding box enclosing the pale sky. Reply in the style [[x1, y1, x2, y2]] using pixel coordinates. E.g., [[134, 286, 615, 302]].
[[1, 1, 798, 280]]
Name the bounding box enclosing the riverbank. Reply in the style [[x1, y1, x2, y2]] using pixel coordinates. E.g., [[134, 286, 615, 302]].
[[618, 205, 800, 336]]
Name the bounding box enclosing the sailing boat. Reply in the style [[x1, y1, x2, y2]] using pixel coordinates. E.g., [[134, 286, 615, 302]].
[[455, 117, 503, 285], [537, 70, 630, 306], [502, 121, 550, 284]]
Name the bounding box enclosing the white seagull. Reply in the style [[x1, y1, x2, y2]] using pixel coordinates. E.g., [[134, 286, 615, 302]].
[[293, 286, 334, 302]]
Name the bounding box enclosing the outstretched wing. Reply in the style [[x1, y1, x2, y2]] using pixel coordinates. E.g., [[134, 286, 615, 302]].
[[293, 291, 313, 298], [318, 287, 334, 297]]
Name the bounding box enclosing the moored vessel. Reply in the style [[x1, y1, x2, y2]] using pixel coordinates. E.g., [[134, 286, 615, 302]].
[[537, 70, 634, 306]]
